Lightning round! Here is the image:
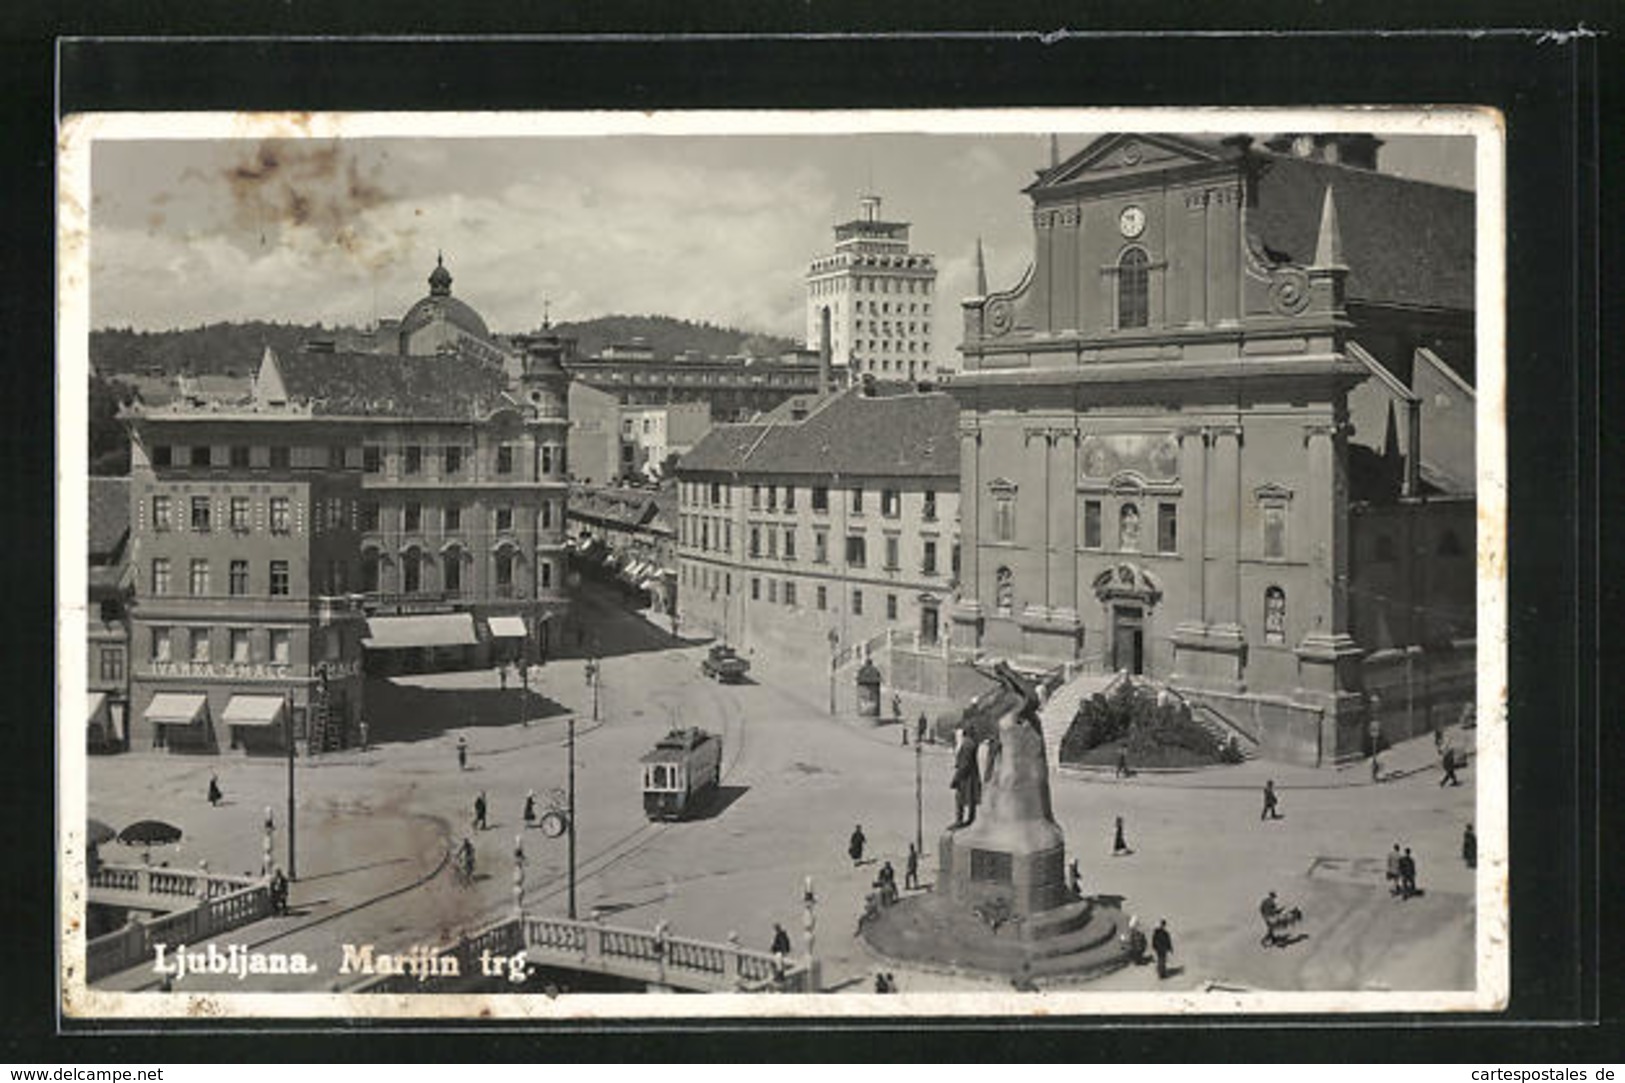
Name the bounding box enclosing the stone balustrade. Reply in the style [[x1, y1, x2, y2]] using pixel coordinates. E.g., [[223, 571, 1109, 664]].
[[85, 866, 273, 982], [90, 863, 259, 905]]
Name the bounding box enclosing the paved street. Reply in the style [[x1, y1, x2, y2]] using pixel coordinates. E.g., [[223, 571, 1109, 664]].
[[88, 580, 1478, 996]]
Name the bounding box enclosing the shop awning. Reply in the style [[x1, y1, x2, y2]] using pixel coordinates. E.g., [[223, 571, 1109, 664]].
[[87, 691, 107, 727], [363, 613, 479, 649], [145, 693, 207, 726], [488, 615, 528, 639], [222, 695, 286, 728]]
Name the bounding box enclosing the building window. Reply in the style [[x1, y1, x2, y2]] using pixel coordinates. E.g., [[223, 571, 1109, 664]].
[[1118, 248, 1149, 329], [268, 496, 290, 535], [152, 495, 171, 532], [495, 551, 514, 594], [1084, 500, 1103, 549], [1264, 505, 1289, 560], [923, 539, 938, 575], [445, 446, 463, 475], [846, 535, 867, 568], [850, 487, 864, 515], [269, 560, 290, 596], [996, 566, 1014, 616], [784, 487, 797, 513], [541, 445, 554, 476], [749, 527, 761, 558], [151, 627, 172, 662], [881, 489, 901, 518], [886, 593, 898, 621], [229, 559, 248, 596], [271, 629, 290, 665], [404, 446, 422, 475], [151, 558, 170, 595], [812, 486, 829, 513], [270, 446, 290, 469], [1264, 586, 1287, 645], [443, 551, 462, 595], [190, 628, 211, 663], [363, 446, 382, 473], [1118, 502, 1142, 551], [360, 502, 380, 532], [784, 529, 796, 560], [923, 490, 937, 522], [497, 445, 514, 475], [403, 551, 421, 593], [190, 445, 211, 468], [540, 559, 553, 591], [188, 558, 209, 596], [540, 501, 554, 530], [496, 507, 514, 532], [230, 629, 250, 664], [152, 445, 172, 467], [229, 496, 250, 533], [851, 589, 864, 616], [767, 530, 778, 559], [816, 585, 827, 611], [885, 536, 900, 570], [724, 522, 732, 552], [785, 581, 797, 606], [751, 577, 760, 601], [992, 491, 1015, 543], [768, 580, 777, 604], [814, 531, 828, 564], [751, 485, 762, 510], [190, 496, 211, 533], [404, 503, 422, 532], [701, 521, 710, 551], [444, 504, 461, 532], [329, 445, 346, 469], [362, 552, 381, 593], [99, 647, 124, 683], [767, 486, 778, 513], [1157, 502, 1178, 554], [709, 482, 723, 506], [231, 445, 250, 469]]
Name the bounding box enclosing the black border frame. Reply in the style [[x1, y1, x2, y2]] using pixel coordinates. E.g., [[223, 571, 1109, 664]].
[[4, 15, 1610, 1062]]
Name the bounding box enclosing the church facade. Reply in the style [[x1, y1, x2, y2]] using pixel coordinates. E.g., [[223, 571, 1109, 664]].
[[949, 134, 1475, 765]]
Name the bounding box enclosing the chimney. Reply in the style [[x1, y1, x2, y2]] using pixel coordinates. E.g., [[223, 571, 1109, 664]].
[[818, 306, 832, 398]]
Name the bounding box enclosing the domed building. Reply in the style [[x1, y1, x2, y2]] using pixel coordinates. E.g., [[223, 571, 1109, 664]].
[[396, 253, 497, 357]]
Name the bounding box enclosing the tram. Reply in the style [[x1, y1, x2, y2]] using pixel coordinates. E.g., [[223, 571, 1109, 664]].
[[640, 727, 723, 820]]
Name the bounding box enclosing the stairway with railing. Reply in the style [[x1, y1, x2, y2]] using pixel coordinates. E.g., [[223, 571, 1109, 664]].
[[1037, 669, 1126, 771]]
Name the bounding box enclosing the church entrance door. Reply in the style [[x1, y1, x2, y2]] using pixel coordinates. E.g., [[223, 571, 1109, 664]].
[[1112, 605, 1144, 675]]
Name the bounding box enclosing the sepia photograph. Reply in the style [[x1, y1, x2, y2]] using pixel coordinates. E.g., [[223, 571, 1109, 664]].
[[56, 108, 1506, 1020]]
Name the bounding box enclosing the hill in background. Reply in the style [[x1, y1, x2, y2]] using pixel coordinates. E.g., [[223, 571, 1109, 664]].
[[89, 314, 800, 377]]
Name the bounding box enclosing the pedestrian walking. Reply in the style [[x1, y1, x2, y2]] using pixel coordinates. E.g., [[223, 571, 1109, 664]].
[[1112, 815, 1131, 856], [1370, 750, 1382, 782], [1462, 824, 1477, 869], [1440, 746, 1462, 787], [1398, 847, 1417, 898], [474, 791, 488, 831], [891, 692, 903, 724], [770, 922, 792, 956], [207, 774, 222, 807], [876, 860, 898, 906], [359, 719, 369, 750], [1386, 843, 1402, 895], [457, 734, 468, 770], [1115, 747, 1130, 779], [901, 725, 908, 747], [1261, 779, 1282, 820], [1151, 918, 1174, 979], [917, 712, 928, 745], [904, 843, 920, 890], [848, 824, 866, 865], [523, 789, 537, 828]]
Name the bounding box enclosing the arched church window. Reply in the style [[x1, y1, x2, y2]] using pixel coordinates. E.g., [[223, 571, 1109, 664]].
[[1118, 248, 1149, 329], [995, 566, 1014, 616], [1118, 502, 1142, 551], [1264, 586, 1287, 644]]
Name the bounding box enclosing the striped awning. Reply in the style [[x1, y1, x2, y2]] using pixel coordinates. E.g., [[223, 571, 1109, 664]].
[[222, 695, 286, 728], [145, 692, 207, 726], [488, 615, 528, 638], [363, 613, 479, 649]]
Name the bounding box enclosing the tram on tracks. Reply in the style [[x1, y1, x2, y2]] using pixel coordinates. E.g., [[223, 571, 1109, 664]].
[[640, 727, 723, 820]]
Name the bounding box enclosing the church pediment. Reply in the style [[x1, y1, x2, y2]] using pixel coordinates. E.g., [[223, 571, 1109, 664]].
[[1031, 134, 1230, 193]]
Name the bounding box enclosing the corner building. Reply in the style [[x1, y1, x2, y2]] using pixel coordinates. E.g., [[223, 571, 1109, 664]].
[[952, 134, 1475, 764]]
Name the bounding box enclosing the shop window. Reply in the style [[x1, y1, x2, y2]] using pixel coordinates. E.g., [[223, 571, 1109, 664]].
[[1118, 248, 1149, 329], [230, 629, 250, 664], [271, 630, 291, 665], [190, 629, 211, 664], [151, 626, 172, 662], [1264, 586, 1287, 645]]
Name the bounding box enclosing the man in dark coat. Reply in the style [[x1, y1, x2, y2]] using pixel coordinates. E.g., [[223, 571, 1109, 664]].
[[904, 843, 919, 890], [1261, 780, 1282, 820], [457, 734, 468, 770], [1113, 816, 1131, 855], [1151, 919, 1174, 979], [207, 774, 222, 807], [1440, 746, 1462, 787], [1463, 824, 1477, 869], [950, 730, 982, 827], [474, 791, 488, 831], [917, 712, 929, 745], [1398, 848, 1417, 898], [848, 824, 866, 865], [770, 922, 792, 956]]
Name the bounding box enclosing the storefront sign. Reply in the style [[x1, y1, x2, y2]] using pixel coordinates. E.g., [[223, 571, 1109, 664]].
[[142, 659, 362, 681]]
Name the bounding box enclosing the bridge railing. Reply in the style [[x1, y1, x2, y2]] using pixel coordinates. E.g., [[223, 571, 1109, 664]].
[[85, 873, 274, 982], [90, 863, 261, 903]]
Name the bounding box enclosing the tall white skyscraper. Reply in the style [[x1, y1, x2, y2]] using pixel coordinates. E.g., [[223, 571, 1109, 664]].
[[805, 195, 938, 381]]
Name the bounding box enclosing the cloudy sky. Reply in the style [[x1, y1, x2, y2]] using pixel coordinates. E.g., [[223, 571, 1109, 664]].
[[90, 129, 1473, 366]]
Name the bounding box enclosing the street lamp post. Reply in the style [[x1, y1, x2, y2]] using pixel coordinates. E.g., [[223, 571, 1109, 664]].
[[283, 691, 297, 881], [827, 630, 839, 716], [567, 715, 578, 920], [914, 739, 924, 859], [262, 806, 275, 878], [802, 875, 819, 991]]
